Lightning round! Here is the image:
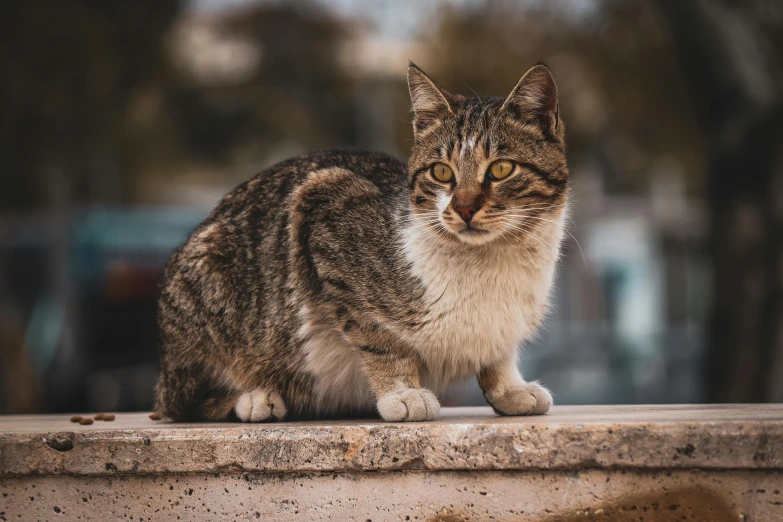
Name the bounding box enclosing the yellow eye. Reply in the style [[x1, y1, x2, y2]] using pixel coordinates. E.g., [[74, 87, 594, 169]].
[[489, 160, 515, 180], [431, 163, 454, 182]]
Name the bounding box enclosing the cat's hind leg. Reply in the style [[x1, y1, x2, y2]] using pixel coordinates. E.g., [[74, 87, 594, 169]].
[[154, 361, 240, 422]]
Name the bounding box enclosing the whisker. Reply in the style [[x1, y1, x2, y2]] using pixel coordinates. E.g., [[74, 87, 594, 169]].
[[382, 216, 451, 264], [502, 222, 550, 251], [382, 214, 438, 246], [502, 204, 562, 213], [513, 215, 587, 269], [514, 219, 557, 242]]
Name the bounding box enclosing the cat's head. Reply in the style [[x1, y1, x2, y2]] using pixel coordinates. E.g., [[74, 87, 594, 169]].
[[407, 63, 568, 247]]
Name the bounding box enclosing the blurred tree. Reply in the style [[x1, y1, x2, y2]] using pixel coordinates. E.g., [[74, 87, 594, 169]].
[[656, 0, 783, 402], [219, 1, 357, 149], [0, 1, 181, 413], [0, 309, 42, 413], [0, 0, 181, 210], [121, 2, 358, 203]]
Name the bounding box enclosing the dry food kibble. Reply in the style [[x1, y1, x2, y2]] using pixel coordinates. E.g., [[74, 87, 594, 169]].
[[94, 413, 106, 420], [101, 414, 116, 421], [149, 412, 162, 420], [78, 418, 94, 425], [70, 416, 83, 423]]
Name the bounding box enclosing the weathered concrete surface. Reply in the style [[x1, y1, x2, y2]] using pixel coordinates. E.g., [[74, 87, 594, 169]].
[[1, 405, 782, 521], [1, 405, 782, 476], [1, 470, 782, 521]]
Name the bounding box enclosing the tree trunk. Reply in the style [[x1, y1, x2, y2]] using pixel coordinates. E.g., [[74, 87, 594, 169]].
[[655, 0, 783, 402]]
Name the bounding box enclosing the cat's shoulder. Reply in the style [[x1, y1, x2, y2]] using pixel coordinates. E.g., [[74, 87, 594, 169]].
[[286, 150, 407, 219], [196, 149, 405, 220], [252, 149, 408, 206]]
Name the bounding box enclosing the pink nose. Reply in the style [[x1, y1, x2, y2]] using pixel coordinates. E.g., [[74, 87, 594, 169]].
[[451, 193, 485, 223], [454, 204, 479, 222]]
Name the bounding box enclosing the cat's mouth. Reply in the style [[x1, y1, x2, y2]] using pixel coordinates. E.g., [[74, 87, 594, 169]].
[[456, 223, 493, 239], [451, 223, 498, 245], [460, 226, 489, 235]]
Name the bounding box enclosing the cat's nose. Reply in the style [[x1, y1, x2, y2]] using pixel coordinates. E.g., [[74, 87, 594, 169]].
[[454, 204, 479, 222], [451, 193, 485, 223]]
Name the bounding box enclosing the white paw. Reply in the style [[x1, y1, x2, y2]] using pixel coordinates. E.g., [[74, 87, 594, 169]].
[[487, 381, 553, 416], [235, 389, 287, 422], [377, 388, 440, 422]]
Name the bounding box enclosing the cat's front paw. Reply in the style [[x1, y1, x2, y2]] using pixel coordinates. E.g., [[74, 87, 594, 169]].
[[235, 389, 287, 422], [486, 382, 553, 416], [377, 388, 440, 422]]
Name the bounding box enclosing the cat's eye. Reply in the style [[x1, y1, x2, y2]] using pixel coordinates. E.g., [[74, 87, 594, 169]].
[[489, 160, 515, 180], [431, 163, 454, 183]]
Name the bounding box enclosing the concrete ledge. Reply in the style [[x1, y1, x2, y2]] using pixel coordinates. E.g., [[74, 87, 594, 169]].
[[2, 405, 782, 477], [2, 405, 783, 521]]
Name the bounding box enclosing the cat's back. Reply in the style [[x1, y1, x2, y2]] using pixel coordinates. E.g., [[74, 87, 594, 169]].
[[172, 148, 404, 239], [158, 148, 409, 363], [206, 149, 407, 223], [162, 149, 407, 286]]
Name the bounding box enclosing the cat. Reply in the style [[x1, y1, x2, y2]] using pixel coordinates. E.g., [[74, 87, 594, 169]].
[[154, 62, 568, 422]]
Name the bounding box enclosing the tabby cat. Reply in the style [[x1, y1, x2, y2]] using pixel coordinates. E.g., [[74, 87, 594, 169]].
[[154, 63, 568, 422]]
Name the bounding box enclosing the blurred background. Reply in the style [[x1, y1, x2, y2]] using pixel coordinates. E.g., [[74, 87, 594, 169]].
[[1, 0, 782, 415]]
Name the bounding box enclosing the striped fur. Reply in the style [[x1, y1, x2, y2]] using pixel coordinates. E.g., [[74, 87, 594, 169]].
[[154, 64, 568, 422]]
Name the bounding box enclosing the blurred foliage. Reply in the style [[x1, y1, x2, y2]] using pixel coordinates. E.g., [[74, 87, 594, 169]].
[[0, 0, 181, 209], [127, 1, 359, 202], [1, 0, 716, 210], [0, 1, 359, 208], [1, 0, 777, 207], [656, 0, 783, 402]]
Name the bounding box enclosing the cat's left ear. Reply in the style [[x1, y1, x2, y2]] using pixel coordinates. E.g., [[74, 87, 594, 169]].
[[408, 62, 454, 139], [501, 64, 562, 139]]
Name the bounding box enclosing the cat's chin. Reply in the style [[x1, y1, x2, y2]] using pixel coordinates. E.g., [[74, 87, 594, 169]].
[[451, 226, 500, 246]]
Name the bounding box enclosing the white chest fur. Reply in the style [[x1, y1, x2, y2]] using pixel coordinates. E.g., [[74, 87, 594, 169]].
[[399, 219, 564, 390], [298, 306, 376, 414], [299, 209, 566, 411]]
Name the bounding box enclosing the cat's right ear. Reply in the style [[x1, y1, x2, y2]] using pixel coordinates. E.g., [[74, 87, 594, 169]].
[[407, 62, 453, 139], [501, 64, 561, 140]]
